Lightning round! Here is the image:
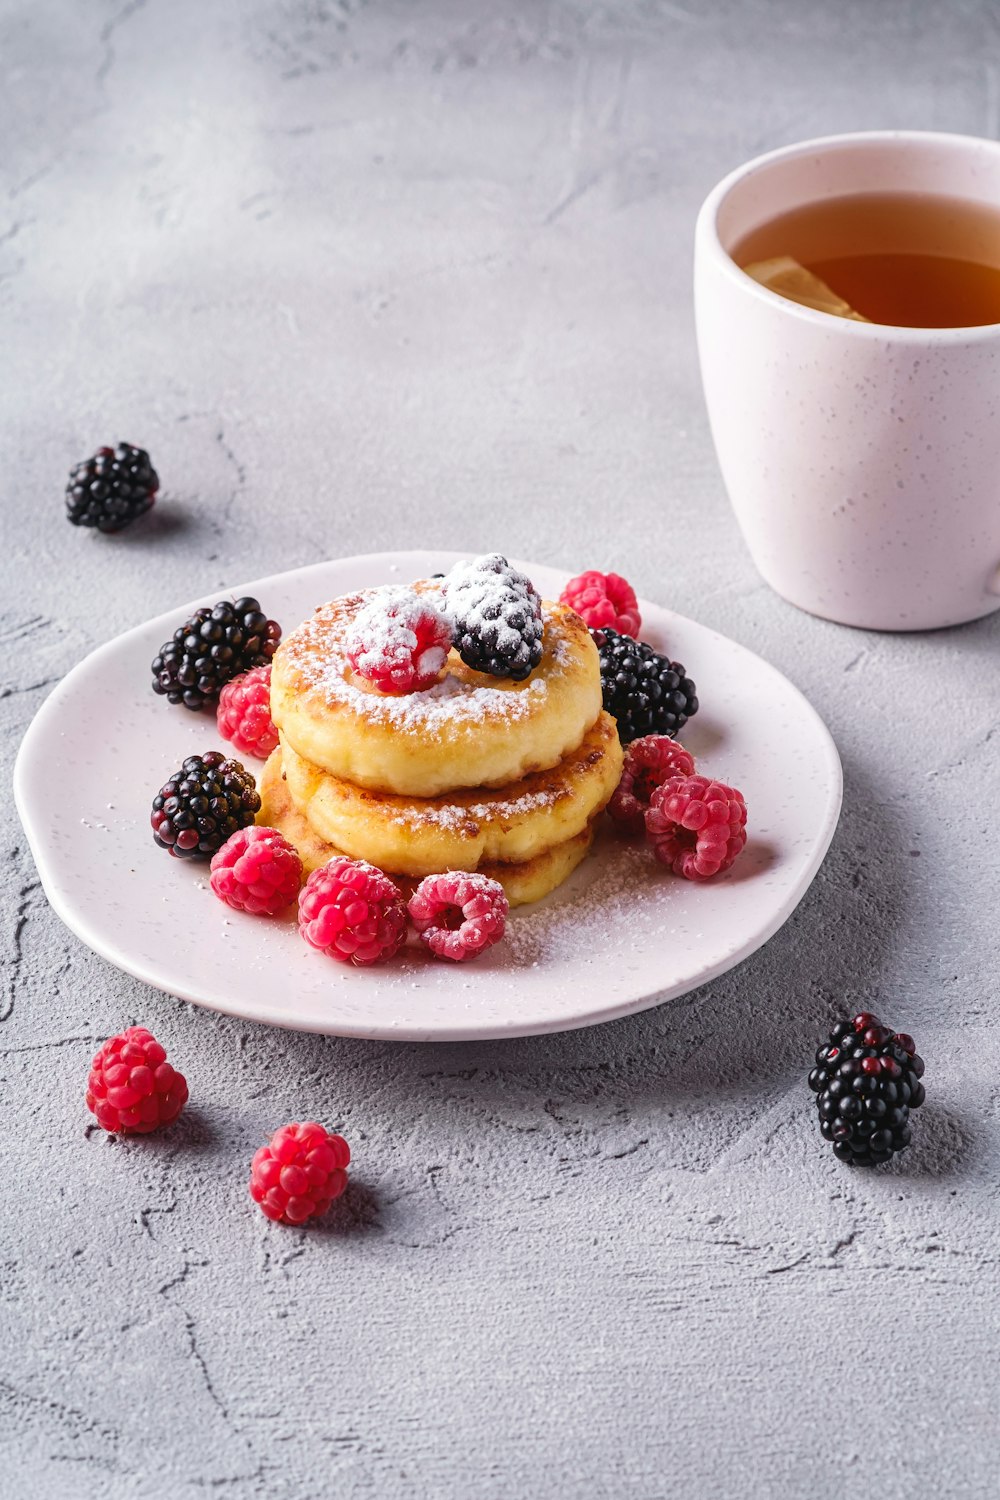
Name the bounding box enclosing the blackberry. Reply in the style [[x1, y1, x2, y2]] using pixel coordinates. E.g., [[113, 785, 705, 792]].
[[592, 628, 698, 744], [151, 751, 260, 859], [808, 1012, 926, 1166], [66, 443, 159, 532], [445, 553, 543, 681], [151, 597, 281, 712]]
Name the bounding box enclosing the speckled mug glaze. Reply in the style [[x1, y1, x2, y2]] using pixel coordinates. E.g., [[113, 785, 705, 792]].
[[695, 131, 1000, 631]]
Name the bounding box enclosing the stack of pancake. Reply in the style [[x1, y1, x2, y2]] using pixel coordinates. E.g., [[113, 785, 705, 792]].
[[259, 577, 623, 905]]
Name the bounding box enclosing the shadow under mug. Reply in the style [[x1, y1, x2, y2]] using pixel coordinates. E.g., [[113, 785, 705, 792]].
[[695, 130, 1000, 631]]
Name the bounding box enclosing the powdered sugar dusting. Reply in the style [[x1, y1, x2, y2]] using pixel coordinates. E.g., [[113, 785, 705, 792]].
[[445, 554, 539, 606], [391, 783, 559, 833], [344, 585, 450, 691], [288, 584, 572, 733], [502, 830, 672, 968], [445, 553, 543, 666]]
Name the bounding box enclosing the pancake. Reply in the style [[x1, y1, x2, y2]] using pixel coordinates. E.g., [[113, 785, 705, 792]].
[[270, 581, 602, 797], [257, 747, 595, 907], [278, 712, 622, 877]]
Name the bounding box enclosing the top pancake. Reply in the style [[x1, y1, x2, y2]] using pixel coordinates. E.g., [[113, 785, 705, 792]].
[[270, 581, 602, 797]]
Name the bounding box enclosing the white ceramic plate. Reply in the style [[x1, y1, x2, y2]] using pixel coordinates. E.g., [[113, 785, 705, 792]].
[[14, 551, 842, 1041]]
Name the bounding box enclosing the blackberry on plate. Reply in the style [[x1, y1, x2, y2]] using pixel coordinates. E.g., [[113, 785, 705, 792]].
[[151, 751, 260, 859], [445, 553, 543, 681], [66, 443, 159, 532], [808, 1012, 926, 1166], [592, 627, 698, 744], [151, 597, 281, 711]]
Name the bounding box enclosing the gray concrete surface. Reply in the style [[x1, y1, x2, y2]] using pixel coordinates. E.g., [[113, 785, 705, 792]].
[[3, 1, 1000, 1495]]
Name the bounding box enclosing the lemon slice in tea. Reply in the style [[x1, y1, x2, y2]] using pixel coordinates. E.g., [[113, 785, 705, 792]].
[[743, 256, 869, 321]]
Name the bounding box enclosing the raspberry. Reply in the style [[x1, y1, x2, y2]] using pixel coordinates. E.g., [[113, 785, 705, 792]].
[[151, 751, 260, 859], [645, 773, 747, 880], [608, 734, 696, 834], [809, 1015, 926, 1166], [216, 666, 278, 759], [249, 1121, 350, 1225], [298, 857, 408, 965], [345, 586, 452, 694], [560, 570, 641, 636], [210, 825, 303, 916], [408, 871, 509, 962], [86, 1026, 188, 1134]]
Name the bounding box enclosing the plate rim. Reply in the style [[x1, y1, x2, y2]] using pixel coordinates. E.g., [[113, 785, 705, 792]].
[[14, 550, 844, 1041]]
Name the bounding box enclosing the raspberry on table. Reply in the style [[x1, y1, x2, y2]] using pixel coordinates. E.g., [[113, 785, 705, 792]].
[[560, 570, 641, 636], [809, 1013, 926, 1166], [407, 871, 509, 962], [151, 751, 260, 860], [608, 734, 696, 834], [445, 554, 544, 681], [298, 857, 408, 965], [86, 1026, 188, 1134], [210, 825, 303, 916], [645, 773, 747, 880], [592, 627, 698, 744], [66, 443, 158, 532], [249, 1121, 351, 1224], [217, 665, 278, 758], [151, 597, 281, 712], [345, 586, 452, 694]]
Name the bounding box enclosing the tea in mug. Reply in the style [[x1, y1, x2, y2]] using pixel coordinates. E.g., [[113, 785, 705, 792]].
[[733, 190, 1000, 328]]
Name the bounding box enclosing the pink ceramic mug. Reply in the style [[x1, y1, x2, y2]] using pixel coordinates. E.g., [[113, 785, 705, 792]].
[[695, 130, 1000, 631]]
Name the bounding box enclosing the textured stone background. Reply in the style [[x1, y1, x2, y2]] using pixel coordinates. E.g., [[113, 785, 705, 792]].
[[4, 1, 1000, 1495]]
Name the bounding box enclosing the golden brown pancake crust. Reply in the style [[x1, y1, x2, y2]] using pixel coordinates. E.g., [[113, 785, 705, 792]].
[[277, 711, 621, 876], [258, 747, 596, 908]]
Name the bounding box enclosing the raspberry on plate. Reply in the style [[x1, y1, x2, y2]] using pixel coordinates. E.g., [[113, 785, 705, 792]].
[[151, 751, 260, 859], [298, 857, 408, 965], [345, 586, 452, 694], [808, 1014, 926, 1166], [217, 665, 278, 759], [608, 734, 696, 834], [645, 773, 747, 880], [560, 570, 641, 636], [210, 825, 302, 916], [408, 871, 509, 962], [86, 1026, 188, 1134], [249, 1121, 351, 1224]]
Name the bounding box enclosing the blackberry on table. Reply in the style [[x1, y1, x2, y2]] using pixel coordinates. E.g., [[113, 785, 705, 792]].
[[445, 553, 543, 681], [808, 1012, 926, 1167], [151, 750, 260, 859], [592, 627, 698, 744], [66, 443, 159, 532], [151, 596, 281, 711]]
